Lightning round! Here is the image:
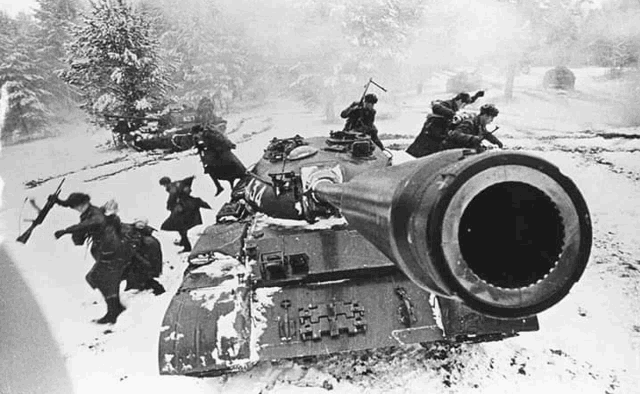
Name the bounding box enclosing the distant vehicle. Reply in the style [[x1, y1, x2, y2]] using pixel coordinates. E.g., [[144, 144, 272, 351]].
[[543, 66, 576, 90], [106, 104, 198, 152], [158, 128, 592, 377]]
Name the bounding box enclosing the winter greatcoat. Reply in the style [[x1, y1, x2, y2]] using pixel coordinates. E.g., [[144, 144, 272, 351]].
[[194, 127, 246, 181], [442, 115, 503, 150], [121, 223, 163, 290], [160, 177, 211, 232], [340, 102, 384, 150], [61, 205, 130, 298], [406, 99, 461, 157]]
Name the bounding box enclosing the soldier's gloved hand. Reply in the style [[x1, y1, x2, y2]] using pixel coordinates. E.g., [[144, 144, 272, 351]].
[[475, 90, 485, 98], [47, 194, 59, 204], [54, 230, 66, 239]]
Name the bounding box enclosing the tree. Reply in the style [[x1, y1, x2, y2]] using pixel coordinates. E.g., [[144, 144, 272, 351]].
[[33, 0, 81, 108], [149, 0, 252, 109], [60, 0, 173, 120], [0, 13, 52, 142]]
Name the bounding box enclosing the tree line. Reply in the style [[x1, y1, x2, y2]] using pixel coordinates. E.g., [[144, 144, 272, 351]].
[[1, 0, 639, 142]]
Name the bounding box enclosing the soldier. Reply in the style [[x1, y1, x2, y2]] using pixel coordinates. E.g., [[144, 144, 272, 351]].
[[191, 124, 247, 196], [340, 93, 385, 151], [442, 104, 503, 151], [406, 90, 484, 157], [195, 96, 224, 126], [159, 176, 211, 253], [52, 193, 129, 324], [120, 217, 166, 296]]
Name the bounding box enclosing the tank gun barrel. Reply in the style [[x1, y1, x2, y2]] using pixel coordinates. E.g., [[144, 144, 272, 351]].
[[312, 150, 592, 319]]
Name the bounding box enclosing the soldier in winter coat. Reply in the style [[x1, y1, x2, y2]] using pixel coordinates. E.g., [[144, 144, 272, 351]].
[[191, 124, 247, 196], [340, 93, 385, 151], [406, 90, 484, 157], [52, 193, 129, 324], [159, 176, 211, 253], [442, 104, 503, 151]]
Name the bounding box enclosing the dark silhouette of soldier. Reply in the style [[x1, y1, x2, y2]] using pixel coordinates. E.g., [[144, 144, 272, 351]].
[[120, 218, 165, 296], [406, 90, 484, 157], [191, 124, 247, 196], [442, 104, 503, 151], [52, 193, 129, 324], [159, 176, 211, 253], [340, 93, 385, 150]]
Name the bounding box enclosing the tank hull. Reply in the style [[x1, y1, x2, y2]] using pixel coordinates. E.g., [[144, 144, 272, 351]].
[[159, 219, 537, 376]]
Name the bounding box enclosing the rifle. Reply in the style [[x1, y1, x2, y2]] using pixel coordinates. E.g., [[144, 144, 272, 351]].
[[359, 77, 387, 105], [16, 178, 65, 244]]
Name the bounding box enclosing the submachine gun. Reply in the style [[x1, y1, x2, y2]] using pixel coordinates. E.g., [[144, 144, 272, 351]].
[[16, 178, 65, 244]]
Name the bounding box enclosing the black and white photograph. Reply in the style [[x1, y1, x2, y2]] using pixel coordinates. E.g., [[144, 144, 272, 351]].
[[0, 0, 639, 393]]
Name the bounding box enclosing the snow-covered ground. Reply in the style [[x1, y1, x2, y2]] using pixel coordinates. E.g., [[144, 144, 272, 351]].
[[1, 67, 639, 393]]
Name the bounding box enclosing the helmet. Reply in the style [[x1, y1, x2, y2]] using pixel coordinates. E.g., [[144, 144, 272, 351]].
[[480, 104, 499, 117], [159, 176, 171, 186], [364, 93, 378, 104]]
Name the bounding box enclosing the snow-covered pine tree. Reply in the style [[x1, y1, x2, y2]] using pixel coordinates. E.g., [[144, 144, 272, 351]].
[[33, 0, 81, 109], [60, 0, 173, 120], [0, 14, 52, 142]]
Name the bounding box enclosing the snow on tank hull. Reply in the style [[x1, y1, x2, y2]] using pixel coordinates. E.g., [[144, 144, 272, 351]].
[[159, 133, 591, 376]]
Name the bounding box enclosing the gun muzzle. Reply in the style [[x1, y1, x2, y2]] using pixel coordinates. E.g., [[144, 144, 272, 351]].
[[312, 149, 592, 319]]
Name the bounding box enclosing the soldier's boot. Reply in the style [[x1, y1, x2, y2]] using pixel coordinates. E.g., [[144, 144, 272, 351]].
[[147, 279, 166, 296], [179, 232, 192, 253], [95, 297, 125, 324]]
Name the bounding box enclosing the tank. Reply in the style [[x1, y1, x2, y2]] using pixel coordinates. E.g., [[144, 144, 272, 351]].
[[158, 130, 592, 377]]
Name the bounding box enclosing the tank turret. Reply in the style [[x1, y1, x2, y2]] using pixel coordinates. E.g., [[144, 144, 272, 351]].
[[158, 133, 591, 376]]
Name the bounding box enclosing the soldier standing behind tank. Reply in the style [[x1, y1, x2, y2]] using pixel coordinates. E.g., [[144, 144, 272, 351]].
[[159, 176, 211, 253], [52, 193, 129, 324], [406, 90, 484, 157], [442, 104, 503, 151], [191, 124, 247, 196], [340, 93, 386, 151]]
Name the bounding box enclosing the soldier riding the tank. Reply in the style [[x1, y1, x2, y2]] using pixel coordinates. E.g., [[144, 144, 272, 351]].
[[406, 90, 485, 157], [441, 103, 503, 152], [340, 93, 386, 151]]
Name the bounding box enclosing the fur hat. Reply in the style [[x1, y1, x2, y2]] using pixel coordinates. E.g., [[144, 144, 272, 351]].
[[364, 93, 378, 104], [159, 176, 171, 186], [480, 104, 499, 117], [58, 192, 91, 208]]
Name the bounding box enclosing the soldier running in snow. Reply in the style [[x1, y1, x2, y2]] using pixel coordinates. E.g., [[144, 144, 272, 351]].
[[340, 93, 385, 151], [406, 90, 484, 157], [159, 176, 211, 253], [191, 124, 247, 196], [52, 193, 129, 324], [441, 104, 503, 152]]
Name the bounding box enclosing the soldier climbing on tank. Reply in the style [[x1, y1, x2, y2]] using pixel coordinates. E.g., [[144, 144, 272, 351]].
[[406, 90, 485, 157], [441, 104, 503, 152], [191, 124, 247, 196], [52, 193, 129, 324], [159, 176, 211, 253], [340, 93, 386, 151]]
